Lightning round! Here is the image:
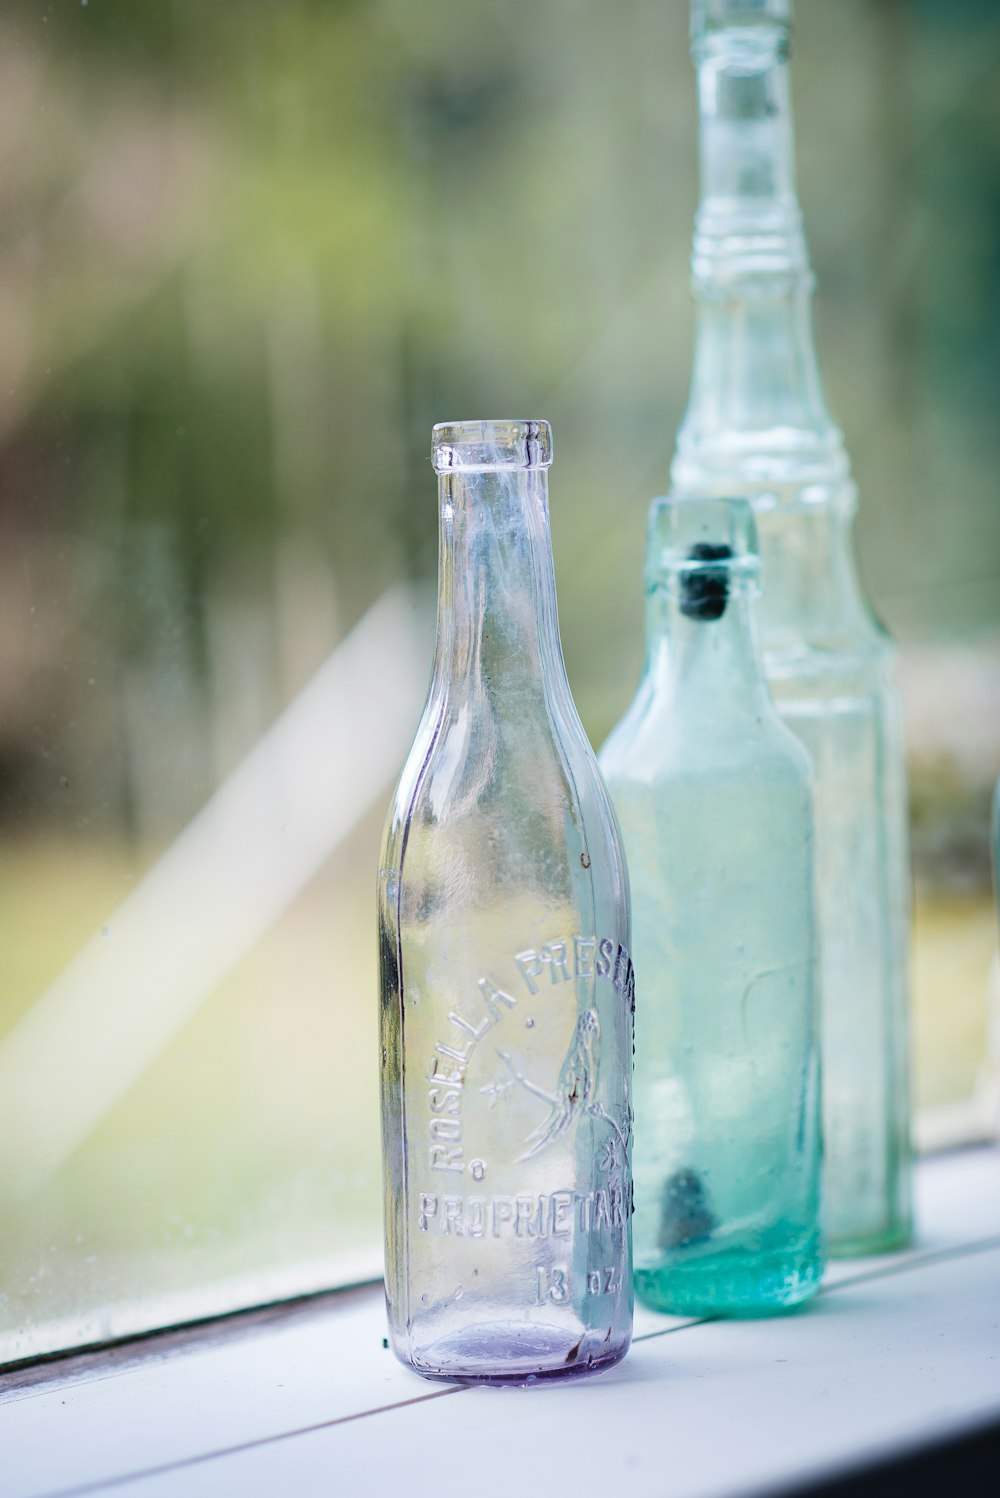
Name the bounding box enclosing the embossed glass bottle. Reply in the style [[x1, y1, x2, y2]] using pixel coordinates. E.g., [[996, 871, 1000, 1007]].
[[378, 420, 633, 1385], [601, 496, 822, 1316], [672, 0, 912, 1254]]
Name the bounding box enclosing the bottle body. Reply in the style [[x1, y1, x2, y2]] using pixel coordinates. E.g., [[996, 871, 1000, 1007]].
[[379, 421, 633, 1384], [675, 0, 912, 1253], [987, 782, 1000, 1141], [602, 498, 822, 1315], [760, 528, 912, 1254]]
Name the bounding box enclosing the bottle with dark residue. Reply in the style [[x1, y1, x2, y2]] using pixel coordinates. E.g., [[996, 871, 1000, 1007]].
[[601, 495, 823, 1316], [378, 420, 633, 1384]]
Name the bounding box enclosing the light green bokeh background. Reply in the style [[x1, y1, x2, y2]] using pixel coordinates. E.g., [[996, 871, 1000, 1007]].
[[0, 0, 997, 1362]]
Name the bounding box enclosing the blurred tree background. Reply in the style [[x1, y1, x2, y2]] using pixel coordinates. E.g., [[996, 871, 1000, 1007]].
[[0, 0, 998, 1361]]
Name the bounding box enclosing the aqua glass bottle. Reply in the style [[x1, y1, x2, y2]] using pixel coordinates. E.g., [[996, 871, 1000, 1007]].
[[601, 496, 823, 1316], [378, 420, 634, 1385], [673, 0, 912, 1255]]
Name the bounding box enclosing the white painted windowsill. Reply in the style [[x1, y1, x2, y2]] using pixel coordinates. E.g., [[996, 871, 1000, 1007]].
[[2, 1148, 999, 1498]]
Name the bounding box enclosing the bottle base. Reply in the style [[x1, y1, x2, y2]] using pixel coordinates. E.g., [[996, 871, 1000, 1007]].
[[395, 1322, 631, 1387], [635, 1235, 824, 1319], [827, 1222, 913, 1259]]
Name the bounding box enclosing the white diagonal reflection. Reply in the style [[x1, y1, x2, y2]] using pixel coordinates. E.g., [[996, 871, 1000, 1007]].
[[0, 586, 431, 1194]]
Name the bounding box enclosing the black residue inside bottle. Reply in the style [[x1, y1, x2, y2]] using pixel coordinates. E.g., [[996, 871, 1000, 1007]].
[[657, 1166, 716, 1250], [680, 541, 732, 622]]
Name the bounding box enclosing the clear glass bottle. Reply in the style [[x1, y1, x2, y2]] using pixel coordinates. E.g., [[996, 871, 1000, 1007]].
[[601, 496, 822, 1316], [378, 420, 634, 1385], [672, 0, 912, 1254]]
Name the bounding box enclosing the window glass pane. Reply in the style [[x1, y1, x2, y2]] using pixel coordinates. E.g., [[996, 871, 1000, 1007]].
[[2, 0, 998, 1363]]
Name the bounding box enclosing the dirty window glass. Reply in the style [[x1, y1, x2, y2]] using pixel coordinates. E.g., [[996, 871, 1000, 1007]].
[[2, 0, 998, 1363]]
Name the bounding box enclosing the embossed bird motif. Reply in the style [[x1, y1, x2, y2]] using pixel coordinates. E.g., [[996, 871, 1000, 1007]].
[[495, 1008, 600, 1162]]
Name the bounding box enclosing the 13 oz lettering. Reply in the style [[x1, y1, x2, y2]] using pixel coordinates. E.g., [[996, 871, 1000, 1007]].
[[536, 1265, 570, 1304]]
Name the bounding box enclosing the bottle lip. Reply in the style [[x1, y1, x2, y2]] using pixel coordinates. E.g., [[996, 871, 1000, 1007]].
[[432, 420, 553, 474], [692, 0, 790, 34], [691, 0, 791, 58], [645, 495, 761, 593]]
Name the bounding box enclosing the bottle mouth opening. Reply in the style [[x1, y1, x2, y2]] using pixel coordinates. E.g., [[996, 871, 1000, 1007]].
[[432, 420, 552, 474], [692, 0, 790, 33], [645, 495, 761, 610], [691, 0, 791, 61]]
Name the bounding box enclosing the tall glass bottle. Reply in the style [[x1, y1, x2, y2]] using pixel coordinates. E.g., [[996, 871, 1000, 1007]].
[[988, 781, 1000, 1141], [378, 420, 634, 1385], [673, 0, 912, 1254], [601, 496, 822, 1316]]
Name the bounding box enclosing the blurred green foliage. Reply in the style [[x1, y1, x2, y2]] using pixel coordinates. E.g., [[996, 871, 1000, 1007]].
[[0, 0, 998, 1361]]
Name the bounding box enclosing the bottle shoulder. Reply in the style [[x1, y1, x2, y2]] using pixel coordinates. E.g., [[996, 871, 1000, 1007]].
[[668, 476, 898, 659], [601, 676, 812, 793], [383, 684, 625, 877], [758, 583, 897, 667], [761, 633, 901, 698]]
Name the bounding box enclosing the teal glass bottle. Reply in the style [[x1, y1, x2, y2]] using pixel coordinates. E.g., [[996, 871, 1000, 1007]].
[[674, 0, 912, 1255], [601, 497, 823, 1316]]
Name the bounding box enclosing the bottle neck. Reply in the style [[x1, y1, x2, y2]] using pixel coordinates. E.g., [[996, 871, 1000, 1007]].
[[675, 13, 845, 494], [432, 467, 566, 703], [645, 578, 769, 711]]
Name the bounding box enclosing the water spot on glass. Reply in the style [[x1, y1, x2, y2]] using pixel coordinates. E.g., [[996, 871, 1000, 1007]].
[[101, 926, 111, 940], [88, 678, 96, 686], [420, 1292, 429, 1304], [525, 1017, 535, 1028], [454, 1286, 463, 1300]]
